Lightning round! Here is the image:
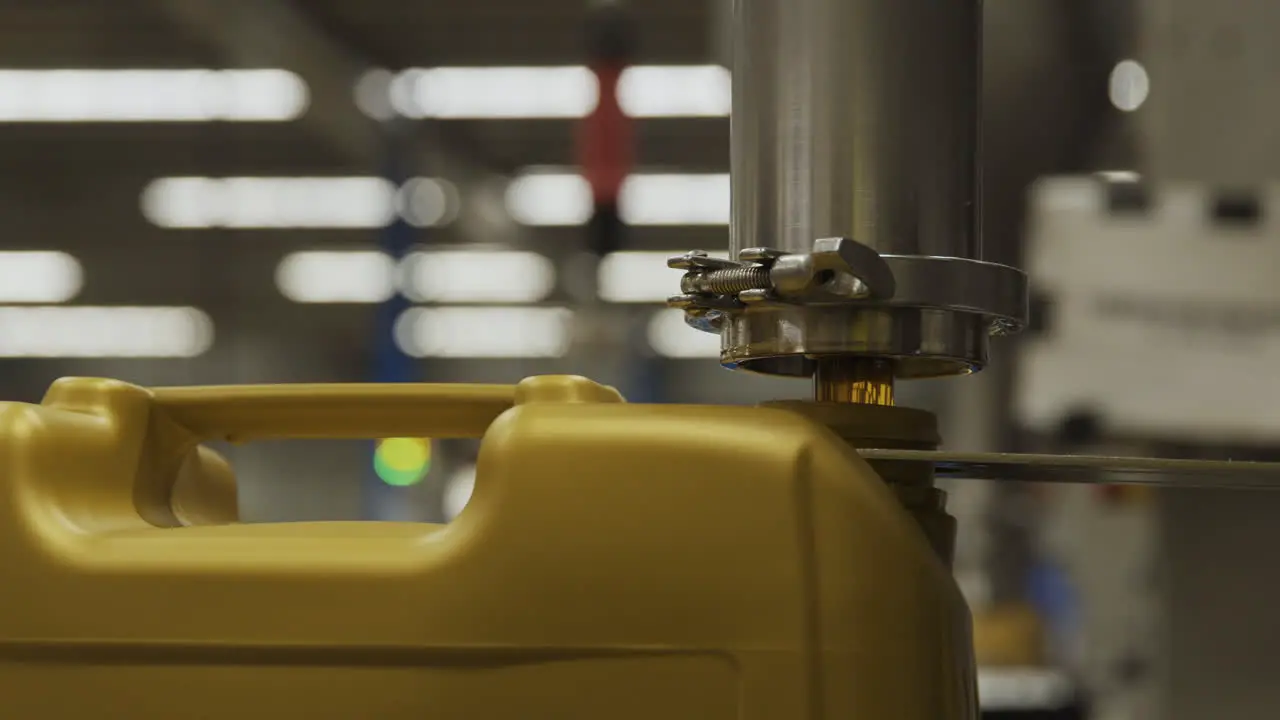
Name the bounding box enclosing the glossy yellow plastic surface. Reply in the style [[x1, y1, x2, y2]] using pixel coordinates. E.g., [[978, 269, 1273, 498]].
[[0, 374, 975, 719]]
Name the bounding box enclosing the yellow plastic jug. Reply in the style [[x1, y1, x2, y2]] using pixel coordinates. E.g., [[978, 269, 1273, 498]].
[[0, 374, 975, 719]]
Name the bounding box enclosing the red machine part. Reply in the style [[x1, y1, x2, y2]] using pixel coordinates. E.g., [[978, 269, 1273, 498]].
[[577, 61, 634, 206]]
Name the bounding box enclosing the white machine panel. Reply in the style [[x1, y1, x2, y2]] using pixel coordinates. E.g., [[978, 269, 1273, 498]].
[[1016, 176, 1280, 444]]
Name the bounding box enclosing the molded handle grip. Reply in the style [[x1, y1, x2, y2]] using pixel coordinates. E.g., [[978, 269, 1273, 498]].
[[151, 383, 518, 442], [31, 377, 615, 529]]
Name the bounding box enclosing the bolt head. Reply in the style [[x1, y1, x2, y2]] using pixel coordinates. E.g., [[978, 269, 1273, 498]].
[[669, 251, 740, 272], [679, 273, 702, 295], [667, 250, 709, 270], [738, 247, 788, 263]]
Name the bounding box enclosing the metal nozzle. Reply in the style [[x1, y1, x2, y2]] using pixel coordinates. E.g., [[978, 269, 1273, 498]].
[[711, 0, 1026, 380], [814, 357, 895, 406]]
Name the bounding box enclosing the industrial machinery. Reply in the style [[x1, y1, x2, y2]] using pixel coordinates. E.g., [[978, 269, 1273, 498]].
[[1011, 3, 1280, 716], [5, 1, 1280, 718]]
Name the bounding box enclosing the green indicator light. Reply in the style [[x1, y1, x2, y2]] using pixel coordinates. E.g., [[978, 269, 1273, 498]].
[[374, 438, 432, 487]]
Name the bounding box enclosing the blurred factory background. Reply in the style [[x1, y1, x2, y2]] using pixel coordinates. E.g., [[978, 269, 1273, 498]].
[[3, 0, 1280, 718]]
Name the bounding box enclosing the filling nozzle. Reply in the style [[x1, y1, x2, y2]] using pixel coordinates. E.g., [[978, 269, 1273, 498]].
[[663, 0, 1026, 381], [814, 357, 896, 406]]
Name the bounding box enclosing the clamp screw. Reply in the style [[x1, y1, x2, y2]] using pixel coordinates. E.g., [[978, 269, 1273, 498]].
[[666, 238, 897, 332], [680, 266, 771, 295]]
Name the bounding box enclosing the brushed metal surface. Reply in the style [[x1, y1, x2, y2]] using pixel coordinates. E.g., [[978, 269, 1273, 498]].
[[728, 0, 987, 377], [730, 0, 982, 259]]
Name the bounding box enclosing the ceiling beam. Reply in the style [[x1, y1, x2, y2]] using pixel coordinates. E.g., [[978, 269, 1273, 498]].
[[148, 0, 524, 246], [150, 0, 381, 167]]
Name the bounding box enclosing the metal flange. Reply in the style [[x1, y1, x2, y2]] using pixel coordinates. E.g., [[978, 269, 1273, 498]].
[[668, 239, 1029, 378], [669, 242, 1027, 336], [877, 255, 1028, 336]]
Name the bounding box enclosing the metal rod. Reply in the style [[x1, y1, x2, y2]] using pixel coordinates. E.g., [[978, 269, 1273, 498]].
[[730, 0, 982, 260], [856, 450, 1280, 492], [814, 357, 896, 405]]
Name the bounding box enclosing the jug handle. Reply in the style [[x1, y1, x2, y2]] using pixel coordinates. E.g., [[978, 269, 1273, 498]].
[[25, 376, 616, 529], [136, 383, 517, 525], [150, 382, 518, 443]]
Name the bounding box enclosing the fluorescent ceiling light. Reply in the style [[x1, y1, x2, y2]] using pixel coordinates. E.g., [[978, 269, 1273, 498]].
[[141, 176, 455, 229], [0, 306, 213, 358], [1109, 59, 1149, 113], [409, 66, 596, 119], [275, 251, 396, 304], [397, 177, 458, 228], [599, 251, 728, 304], [276, 249, 555, 305], [620, 174, 730, 225], [353, 68, 396, 121], [506, 172, 730, 227], [505, 173, 592, 226], [394, 306, 573, 358], [368, 65, 730, 120], [402, 250, 555, 303], [646, 308, 721, 359], [0, 251, 83, 303], [0, 69, 307, 122], [617, 65, 731, 118]]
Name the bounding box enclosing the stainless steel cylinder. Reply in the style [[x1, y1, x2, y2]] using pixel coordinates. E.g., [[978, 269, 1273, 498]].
[[727, 0, 988, 378], [731, 0, 981, 258]]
